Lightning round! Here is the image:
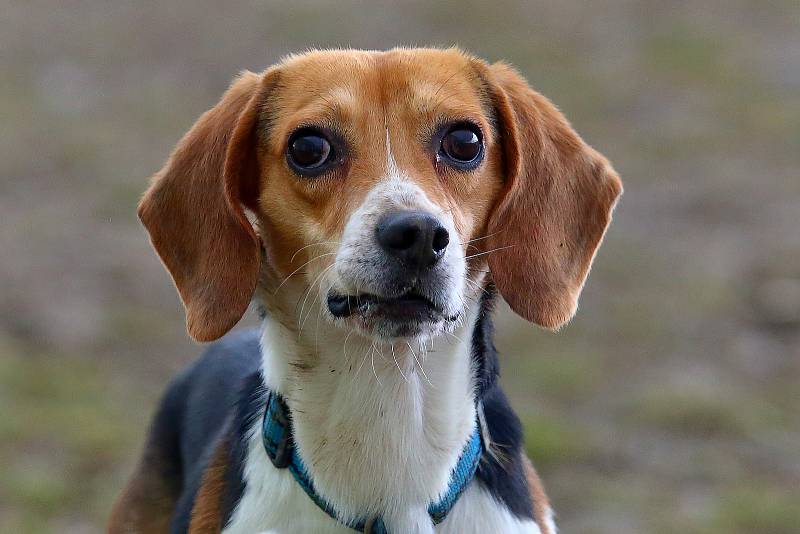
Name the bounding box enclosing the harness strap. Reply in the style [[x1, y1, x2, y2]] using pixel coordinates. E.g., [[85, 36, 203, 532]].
[[262, 390, 483, 533]]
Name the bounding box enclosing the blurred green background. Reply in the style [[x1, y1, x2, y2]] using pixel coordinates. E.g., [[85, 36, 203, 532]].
[[2, 1, 799, 533]]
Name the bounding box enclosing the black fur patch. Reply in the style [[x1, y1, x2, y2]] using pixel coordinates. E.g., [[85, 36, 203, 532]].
[[220, 370, 267, 526], [470, 285, 501, 397], [472, 287, 536, 520], [161, 329, 262, 533]]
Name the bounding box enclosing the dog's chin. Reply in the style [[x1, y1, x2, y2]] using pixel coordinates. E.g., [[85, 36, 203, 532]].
[[326, 290, 460, 340]]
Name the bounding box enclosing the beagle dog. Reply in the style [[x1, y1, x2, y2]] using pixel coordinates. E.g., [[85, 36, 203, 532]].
[[109, 48, 621, 534]]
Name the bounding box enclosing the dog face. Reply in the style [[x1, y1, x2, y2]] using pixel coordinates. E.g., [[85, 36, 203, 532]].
[[138, 48, 622, 343], [256, 50, 503, 340]]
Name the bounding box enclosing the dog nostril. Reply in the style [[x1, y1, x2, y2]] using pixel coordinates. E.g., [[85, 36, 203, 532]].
[[432, 227, 449, 253]]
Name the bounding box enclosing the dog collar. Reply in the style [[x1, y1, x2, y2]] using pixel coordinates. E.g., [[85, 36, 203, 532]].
[[262, 390, 484, 533]]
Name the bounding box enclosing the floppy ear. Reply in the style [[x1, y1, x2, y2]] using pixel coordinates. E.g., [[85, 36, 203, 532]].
[[484, 63, 622, 329], [138, 71, 273, 342]]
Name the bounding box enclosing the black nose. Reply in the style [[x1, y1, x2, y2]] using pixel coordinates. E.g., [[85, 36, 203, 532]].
[[376, 211, 450, 269]]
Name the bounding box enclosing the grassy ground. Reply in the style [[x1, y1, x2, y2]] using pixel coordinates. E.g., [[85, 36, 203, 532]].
[[2, 2, 799, 532]]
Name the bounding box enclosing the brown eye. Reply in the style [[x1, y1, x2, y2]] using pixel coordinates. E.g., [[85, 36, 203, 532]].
[[287, 129, 334, 175], [439, 125, 483, 169]]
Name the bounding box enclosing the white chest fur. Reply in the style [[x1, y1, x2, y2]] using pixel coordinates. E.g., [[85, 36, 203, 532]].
[[223, 310, 542, 534], [223, 429, 542, 534]]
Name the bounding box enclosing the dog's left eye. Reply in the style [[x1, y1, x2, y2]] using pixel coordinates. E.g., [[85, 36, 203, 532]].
[[439, 123, 483, 169], [287, 128, 336, 176]]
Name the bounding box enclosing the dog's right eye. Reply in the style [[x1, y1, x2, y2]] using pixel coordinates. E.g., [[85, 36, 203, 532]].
[[287, 128, 335, 176]]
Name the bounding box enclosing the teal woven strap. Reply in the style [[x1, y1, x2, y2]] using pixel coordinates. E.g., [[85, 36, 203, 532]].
[[262, 391, 484, 533]]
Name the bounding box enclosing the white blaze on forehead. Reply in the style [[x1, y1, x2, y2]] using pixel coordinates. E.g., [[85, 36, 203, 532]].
[[385, 127, 403, 179], [380, 127, 433, 209]]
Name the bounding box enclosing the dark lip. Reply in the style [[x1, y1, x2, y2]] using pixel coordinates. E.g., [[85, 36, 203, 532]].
[[327, 291, 442, 320]]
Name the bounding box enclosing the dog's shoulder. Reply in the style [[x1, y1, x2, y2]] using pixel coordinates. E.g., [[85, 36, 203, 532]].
[[176, 328, 263, 471], [171, 328, 265, 532], [110, 329, 263, 534]]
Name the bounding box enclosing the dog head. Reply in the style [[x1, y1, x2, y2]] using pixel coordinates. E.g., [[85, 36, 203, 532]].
[[138, 48, 622, 343]]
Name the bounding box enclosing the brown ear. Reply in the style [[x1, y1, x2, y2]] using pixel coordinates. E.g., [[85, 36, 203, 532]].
[[138, 71, 271, 342], [484, 63, 622, 329]]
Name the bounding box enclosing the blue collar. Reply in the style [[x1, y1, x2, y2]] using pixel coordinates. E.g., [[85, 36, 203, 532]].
[[262, 390, 484, 534]]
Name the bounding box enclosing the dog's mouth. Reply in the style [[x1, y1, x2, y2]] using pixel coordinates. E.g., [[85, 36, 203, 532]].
[[327, 290, 446, 322]]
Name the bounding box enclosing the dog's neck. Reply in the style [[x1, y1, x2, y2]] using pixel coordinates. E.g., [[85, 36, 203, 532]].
[[256, 290, 481, 530]]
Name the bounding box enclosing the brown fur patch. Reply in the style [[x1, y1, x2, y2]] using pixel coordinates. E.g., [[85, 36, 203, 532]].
[[522, 454, 554, 534], [480, 62, 623, 330], [187, 434, 232, 533], [137, 70, 277, 342]]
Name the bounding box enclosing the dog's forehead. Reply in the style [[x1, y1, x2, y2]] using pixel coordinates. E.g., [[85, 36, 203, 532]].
[[272, 49, 488, 126]]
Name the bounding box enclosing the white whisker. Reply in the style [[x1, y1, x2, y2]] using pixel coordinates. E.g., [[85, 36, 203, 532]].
[[464, 277, 490, 296], [406, 341, 432, 386], [356, 344, 371, 377], [289, 241, 341, 263], [456, 230, 504, 246], [342, 329, 354, 360], [391, 343, 408, 382], [446, 331, 465, 345], [464, 245, 515, 261], [273, 253, 337, 295], [298, 263, 336, 333], [370, 342, 382, 386]]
